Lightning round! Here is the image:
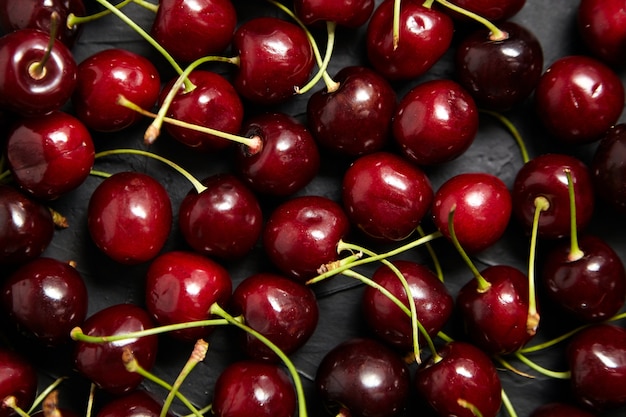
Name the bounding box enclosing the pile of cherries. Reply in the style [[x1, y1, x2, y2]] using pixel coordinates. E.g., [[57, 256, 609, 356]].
[[1, 0, 626, 417]]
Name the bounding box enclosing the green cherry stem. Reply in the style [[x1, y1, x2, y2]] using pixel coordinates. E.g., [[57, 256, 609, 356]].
[[512, 351, 571, 379], [527, 196, 549, 335], [479, 110, 530, 164], [457, 399, 485, 417], [431, 0, 508, 40], [564, 169, 584, 261], [66, 0, 135, 28], [132, 0, 159, 12], [2, 397, 30, 417], [296, 21, 337, 94], [30, 12, 60, 80], [392, 0, 401, 49], [0, 168, 12, 183], [89, 169, 112, 179], [500, 389, 519, 417], [417, 225, 444, 282], [27, 377, 67, 415], [86, 383, 96, 417]]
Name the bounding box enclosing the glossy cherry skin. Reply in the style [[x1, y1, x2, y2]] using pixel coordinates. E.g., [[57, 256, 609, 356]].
[[73, 48, 161, 132], [0, 184, 54, 266], [567, 323, 626, 412], [591, 123, 626, 215], [342, 152, 433, 241], [534, 55, 624, 144], [542, 235, 626, 323], [73, 303, 159, 395], [578, 0, 626, 67], [230, 272, 319, 361], [87, 172, 172, 265], [529, 402, 596, 417], [235, 112, 320, 196], [212, 361, 296, 417], [512, 153, 594, 239], [159, 70, 244, 152], [415, 341, 502, 417], [315, 338, 411, 417], [457, 265, 533, 354], [0, 28, 76, 116], [1, 257, 88, 346], [96, 390, 173, 417], [178, 174, 263, 260], [445, 0, 526, 21], [455, 21, 544, 110], [145, 250, 231, 342], [392, 79, 479, 166], [307, 66, 396, 157], [232, 17, 314, 104], [263, 195, 350, 281], [432, 173, 512, 253], [366, 0, 454, 81], [293, 0, 374, 27], [0, 348, 37, 417], [6, 111, 94, 200], [362, 260, 453, 352], [150, 0, 236, 63]]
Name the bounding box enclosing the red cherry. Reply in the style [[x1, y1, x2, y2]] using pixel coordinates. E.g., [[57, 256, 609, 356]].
[[96, 390, 173, 417], [445, 0, 526, 21], [0, 348, 37, 417], [293, 0, 374, 28], [577, 0, 626, 67], [591, 123, 626, 215], [529, 402, 596, 417]]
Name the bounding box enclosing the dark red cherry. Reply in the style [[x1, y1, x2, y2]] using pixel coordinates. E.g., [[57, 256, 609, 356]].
[[178, 174, 263, 260], [578, 0, 626, 67], [0, 184, 54, 266], [392, 79, 479, 166], [445, 0, 526, 21], [87, 172, 172, 265], [567, 323, 626, 412], [455, 21, 544, 110], [542, 235, 626, 323], [232, 17, 314, 104], [293, 0, 374, 28], [0, 348, 37, 417], [1, 257, 88, 346], [6, 111, 94, 200], [362, 260, 453, 351], [529, 402, 597, 417], [150, 0, 236, 63], [230, 272, 319, 361], [144, 250, 232, 342], [432, 173, 512, 253], [534, 55, 624, 144], [212, 360, 296, 417], [342, 152, 433, 241], [235, 112, 320, 196], [315, 338, 411, 417], [159, 70, 244, 152], [307, 66, 396, 157], [73, 303, 158, 395], [512, 153, 594, 239], [591, 123, 626, 215], [415, 341, 502, 417], [0, 28, 76, 116], [96, 390, 173, 417], [263, 195, 350, 281], [366, 0, 454, 81], [72, 48, 161, 132]]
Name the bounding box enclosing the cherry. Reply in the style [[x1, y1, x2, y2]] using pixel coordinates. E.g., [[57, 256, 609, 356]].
[[0, 184, 54, 266], [1, 257, 88, 346], [0, 348, 37, 417], [212, 360, 296, 417], [591, 123, 626, 215], [455, 21, 544, 110], [293, 0, 374, 28], [263, 195, 350, 281], [144, 250, 232, 342], [306, 66, 396, 157], [6, 111, 94, 200], [232, 16, 314, 104], [577, 0, 626, 67], [431, 172, 512, 253], [529, 402, 597, 417], [96, 390, 173, 417], [362, 260, 453, 351], [315, 337, 411, 417], [72, 48, 161, 132], [0, 28, 76, 116], [342, 152, 433, 241], [87, 171, 173, 265], [512, 153, 594, 239], [73, 303, 158, 395], [392, 79, 479, 166], [366, 0, 454, 81], [445, 0, 526, 21], [415, 341, 502, 417], [534, 55, 625, 144], [234, 112, 320, 196], [229, 272, 319, 361], [567, 323, 626, 412], [150, 0, 237, 63]]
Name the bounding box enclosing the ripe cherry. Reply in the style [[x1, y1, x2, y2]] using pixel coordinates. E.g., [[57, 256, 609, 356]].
[[529, 402, 596, 417], [0, 348, 37, 417], [445, 0, 526, 21], [96, 389, 173, 417], [577, 0, 626, 67], [293, 0, 374, 28], [591, 123, 626, 215]]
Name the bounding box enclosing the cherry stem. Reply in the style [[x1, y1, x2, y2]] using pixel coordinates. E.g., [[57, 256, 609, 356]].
[[392, 0, 401, 50], [493, 355, 534, 378], [565, 169, 584, 261], [479, 110, 530, 164], [2, 397, 30, 417], [29, 12, 61, 80], [66, 0, 135, 27], [432, 0, 508, 40], [49, 207, 69, 229], [86, 384, 96, 417], [41, 391, 60, 417], [89, 169, 112, 179], [209, 302, 309, 417], [27, 377, 67, 415], [512, 351, 571, 379], [132, 0, 159, 13], [418, 225, 444, 282], [527, 196, 549, 335], [296, 21, 337, 94], [457, 399, 484, 417], [447, 207, 491, 292], [500, 389, 519, 417], [160, 339, 209, 417], [94, 148, 208, 194]]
